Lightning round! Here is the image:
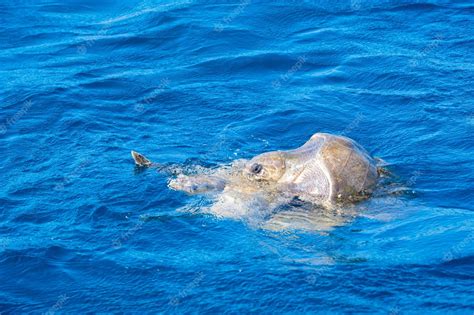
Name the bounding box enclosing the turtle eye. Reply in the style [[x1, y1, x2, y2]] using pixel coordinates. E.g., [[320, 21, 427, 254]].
[[250, 163, 263, 174]]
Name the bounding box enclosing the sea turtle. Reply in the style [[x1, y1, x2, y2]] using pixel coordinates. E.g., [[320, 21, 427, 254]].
[[131, 133, 380, 222]]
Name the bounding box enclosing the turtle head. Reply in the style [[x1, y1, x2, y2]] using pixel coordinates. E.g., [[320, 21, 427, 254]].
[[245, 151, 286, 182]]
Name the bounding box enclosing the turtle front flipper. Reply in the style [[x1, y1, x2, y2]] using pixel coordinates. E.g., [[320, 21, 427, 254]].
[[131, 150, 153, 167], [168, 174, 226, 195]]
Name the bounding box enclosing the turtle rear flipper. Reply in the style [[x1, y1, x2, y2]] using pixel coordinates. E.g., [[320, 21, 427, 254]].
[[131, 150, 153, 167]]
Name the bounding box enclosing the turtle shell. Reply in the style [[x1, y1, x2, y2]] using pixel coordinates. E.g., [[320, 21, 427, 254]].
[[313, 133, 378, 201]]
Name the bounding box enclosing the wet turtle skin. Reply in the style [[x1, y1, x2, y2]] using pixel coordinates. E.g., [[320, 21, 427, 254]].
[[136, 133, 379, 206]]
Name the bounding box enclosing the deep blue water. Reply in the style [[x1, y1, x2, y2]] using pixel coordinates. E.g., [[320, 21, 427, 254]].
[[1, 0, 474, 313]]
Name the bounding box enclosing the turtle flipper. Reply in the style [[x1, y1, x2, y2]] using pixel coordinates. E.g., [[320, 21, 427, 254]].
[[131, 150, 153, 167]]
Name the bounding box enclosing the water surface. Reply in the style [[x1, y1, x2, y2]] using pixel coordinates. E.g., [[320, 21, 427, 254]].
[[1, 0, 474, 313]]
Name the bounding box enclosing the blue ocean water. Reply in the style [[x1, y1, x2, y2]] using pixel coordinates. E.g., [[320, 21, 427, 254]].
[[1, 0, 474, 312]]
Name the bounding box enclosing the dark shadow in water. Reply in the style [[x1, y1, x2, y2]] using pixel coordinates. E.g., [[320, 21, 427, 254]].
[[133, 165, 148, 175]]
